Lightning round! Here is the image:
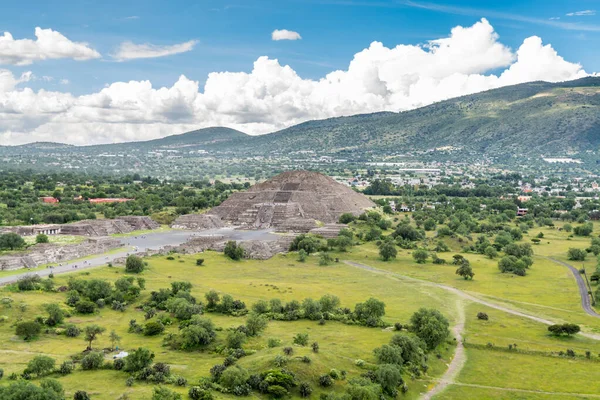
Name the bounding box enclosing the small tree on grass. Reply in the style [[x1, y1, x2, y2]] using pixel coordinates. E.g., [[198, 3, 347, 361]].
[[124, 347, 155, 372], [109, 330, 121, 350], [125, 255, 145, 273], [456, 263, 474, 280], [319, 252, 333, 266], [567, 248, 587, 261], [25, 355, 55, 377], [16, 321, 41, 341], [84, 325, 106, 350], [412, 249, 429, 264], [224, 241, 244, 260], [548, 323, 581, 336], [410, 308, 450, 350], [35, 233, 49, 244], [484, 246, 498, 259], [380, 242, 397, 261]]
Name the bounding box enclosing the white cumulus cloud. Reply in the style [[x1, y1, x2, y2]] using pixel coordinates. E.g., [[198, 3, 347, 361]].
[[0, 18, 594, 145], [272, 29, 302, 41], [112, 40, 198, 61], [0, 27, 100, 66]]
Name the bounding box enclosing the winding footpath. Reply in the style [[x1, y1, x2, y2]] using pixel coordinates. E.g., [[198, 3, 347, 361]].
[[343, 260, 600, 400], [548, 257, 600, 318]]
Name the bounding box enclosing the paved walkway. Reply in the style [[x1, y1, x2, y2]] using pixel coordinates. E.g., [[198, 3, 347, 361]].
[[0, 227, 278, 286], [548, 257, 600, 318]]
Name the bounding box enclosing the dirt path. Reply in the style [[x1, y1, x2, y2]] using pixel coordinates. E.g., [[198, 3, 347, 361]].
[[343, 261, 600, 340], [548, 257, 600, 318], [447, 382, 600, 398], [421, 299, 466, 400]]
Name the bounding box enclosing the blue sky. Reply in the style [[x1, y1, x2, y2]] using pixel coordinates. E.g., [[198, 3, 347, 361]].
[[0, 0, 598, 145], [2, 0, 598, 95]]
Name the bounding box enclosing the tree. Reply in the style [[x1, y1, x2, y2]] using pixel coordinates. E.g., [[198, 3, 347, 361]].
[[567, 248, 587, 261], [144, 321, 165, 336], [224, 241, 245, 260], [410, 308, 450, 349], [109, 330, 121, 350], [226, 330, 246, 349], [124, 347, 155, 372], [423, 219, 437, 231], [548, 323, 581, 336], [16, 321, 41, 341], [125, 255, 145, 273], [84, 325, 106, 350], [36, 233, 49, 244], [374, 364, 403, 396], [44, 303, 64, 326], [373, 344, 404, 365], [563, 224, 573, 232], [339, 213, 357, 224], [456, 263, 474, 280], [484, 246, 498, 259], [80, 352, 104, 370], [26, 355, 55, 377], [379, 242, 397, 261], [0, 381, 64, 400], [354, 298, 386, 326], [219, 365, 249, 390], [412, 249, 429, 264], [74, 391, 91, 400], [205, 290, 220, 309], [245, 313, 268, 336], [0, 233, 26, 250], [152, 386, 182, 400]]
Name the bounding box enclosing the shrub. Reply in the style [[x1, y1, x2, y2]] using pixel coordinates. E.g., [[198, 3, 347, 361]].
[[283, 346, 294, 356], [548, 323, 581, 336], [312, 342, 320, 353], [81, 352, 104, 370], [58, 361, 74, 375], [299, 382, 313, 398], [412, 249, 429, 264], [410, 308, 450, 350], [196, 259, 204, 266], [74, 391, 91, 400], [319, 374, 333, 387], [144, 321, 165, 336], [189, 387, 213, 400], [75, 300, 96, 314], [476, 312, 489, 321], [268, 337, 281, 348], [224, 241, 245, 260], [152, 386, 182, 400], [567, 248, 587, 261], [293, 333, 309, 346], [16, 321, 41, 340], [125, 376, 134, 387], [26, 355, 55, 377], [125, 255, 145, 273]]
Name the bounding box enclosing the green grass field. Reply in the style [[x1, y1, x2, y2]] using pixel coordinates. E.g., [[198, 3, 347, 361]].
[[0, 251, 459, 399]]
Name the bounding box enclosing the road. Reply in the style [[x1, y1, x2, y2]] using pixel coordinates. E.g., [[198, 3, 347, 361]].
[[0, 227, 279, 286], [548, 258, 600, 318]]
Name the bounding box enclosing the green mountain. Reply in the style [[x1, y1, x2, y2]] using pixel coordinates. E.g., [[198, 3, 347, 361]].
[[238, 77, 600, 156]]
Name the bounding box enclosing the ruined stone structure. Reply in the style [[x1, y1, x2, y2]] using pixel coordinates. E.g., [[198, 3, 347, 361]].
[[172, 234, 295, 260], [0, 237, 121, 271], [308, 224, 347, 238], [171, 214, 224, 230], [208, 170, 374, 230], [1, 216, 160, 238], [60, 216, 159, 236]]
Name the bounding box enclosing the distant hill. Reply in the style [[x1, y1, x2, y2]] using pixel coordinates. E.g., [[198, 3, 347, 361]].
[[1, 77, 599, 162], [237, 77, 600, 156]]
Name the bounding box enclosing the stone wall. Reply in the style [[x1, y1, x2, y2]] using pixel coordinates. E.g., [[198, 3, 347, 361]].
[[0, 237, 121, 271], [171, 214, 225, 230]]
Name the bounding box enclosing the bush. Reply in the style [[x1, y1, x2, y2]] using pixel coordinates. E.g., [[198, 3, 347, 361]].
[[268, 338, 281, 348], [74, 391, 91, 400], [16, 321, 41, 340], [299, 382, 313, 398], [412, 249, 429, 264], [293, 333, 309, 346], [152, 386, 182, 400], [196, 259, 205, 266], [548, 323, 581, 336], [219, 365, 249, 390], [379, 242, 397, 261], [59, 361, 74, 375], [125, 255, 145, 273], [36, 233, 49, 244], [26, 355, 55, 377], [319, 374, 333, 387], [80, 352, 104, 370], [567, 248, 587, 261], [410, 308, 450, 350], [319, 252, 333, 266], [144, 321, 165, 336], [476, 312, 489, 321], [189, 387, 213, 400], [75, 300, 96, 314], [224, 241, 245, 260]]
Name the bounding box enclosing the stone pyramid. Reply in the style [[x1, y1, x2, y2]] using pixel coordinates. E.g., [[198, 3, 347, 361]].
[[209, 170, 375, 229]]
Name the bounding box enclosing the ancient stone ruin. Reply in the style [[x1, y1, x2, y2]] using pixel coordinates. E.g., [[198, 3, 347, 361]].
[[176, 170, 374, 231], [171, 214, 224, 230], [0, 237, 121, 271]]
